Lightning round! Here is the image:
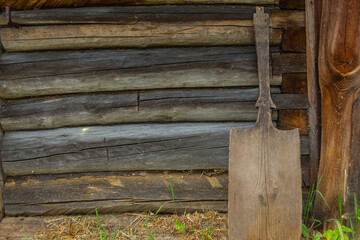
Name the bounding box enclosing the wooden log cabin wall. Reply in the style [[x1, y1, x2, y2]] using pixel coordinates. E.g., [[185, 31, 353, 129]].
[[0, 0, 307, 221]]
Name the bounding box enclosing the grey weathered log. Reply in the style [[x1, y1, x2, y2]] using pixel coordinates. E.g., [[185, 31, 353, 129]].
[[0, 22, 282, 52], [3, 172, 228, 216], [0, 6, 303, 28], [0, 47, 282, 99], [0, 88, 309, 131], [1, 123, 309, 176]]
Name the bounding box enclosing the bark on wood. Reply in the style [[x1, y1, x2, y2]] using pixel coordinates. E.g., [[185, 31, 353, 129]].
[[346, 95, 360, 220], [305, 0, 322, 188], [0, 123, 310, 176], [0, 0, 279, 11], [280, 0, 305, 10], [272, 53, 307, 74], [277, 110, 309, 135], [3, 172, 228, 216], [0, 88, 308, 131], [0, 47, 282, 99], [0, 23, 282, 52], [314, 0, 360, 220], [282, 73, 307, 94], [281, 27, 306, 52]]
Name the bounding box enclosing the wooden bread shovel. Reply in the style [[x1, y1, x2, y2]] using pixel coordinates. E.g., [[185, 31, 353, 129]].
[[228, 7, 302, 240]]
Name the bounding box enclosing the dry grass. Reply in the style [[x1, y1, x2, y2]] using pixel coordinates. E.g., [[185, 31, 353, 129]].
[[33, 210, 228, 240]]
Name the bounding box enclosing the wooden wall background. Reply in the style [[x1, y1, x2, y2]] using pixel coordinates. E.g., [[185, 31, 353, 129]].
[[0, 0, 307, 218]]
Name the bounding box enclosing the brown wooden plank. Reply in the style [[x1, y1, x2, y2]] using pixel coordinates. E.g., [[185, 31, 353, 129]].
[[314, 0, 360, 220], [277, 110, 309, 135], [228, 8, 302, 239], [282, 73, 307, 94], [270, 10, 305, 28], [272, 53, 307, 74], [0, 47, 282, 99], [3, 172, 228, 216], [0, 88, 310, 131], [281, 27, 306, 52], [1, 123, 310, 176], [0, 23, 282, 52], [0, 0, 279, 11], [305, 0, 322, 188], [280, 0, 305, 10], [0, 130, 3, 221], [346, 95, 360, 220]]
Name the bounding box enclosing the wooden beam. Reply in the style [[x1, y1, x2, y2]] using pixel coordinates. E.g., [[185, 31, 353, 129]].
[[0, 47, 282, 99], [1, 123, 310, 176], [305, 0, 322, 188], [272, 53, 307, 74], [0, 0, 280, 11], [281, 27, 306, 52], [270, 10, 305, 28], [277, 110, 309, 135], [282, 73, 307, 94], [3, 172, 228, 216], [0, 88, 309, 131], [314, 0, 360, 220], [0, 22, 282, 52], [0, 6, 276, 26], [346, 95, 360, 220], [0, 129, 4, 221], [0, 7, 305, 28], [279, 0, 305, 10]]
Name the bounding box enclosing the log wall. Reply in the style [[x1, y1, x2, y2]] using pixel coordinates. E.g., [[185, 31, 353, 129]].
[[0, 1, 308, 218]]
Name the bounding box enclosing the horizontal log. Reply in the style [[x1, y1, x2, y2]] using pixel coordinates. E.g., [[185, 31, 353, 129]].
[[0, 47, 282, 99], [1, 123, 310, 176], [0, 0, 279, 11], [277, 110, 309, 135], [281, 27, 306, 52], [3, 172, 228, 216], [0, 22, 282, 52], [280, 0, 305, 10], [270, 10, 305, 28], [282, 73, 307, 94], [272, 53, 307, 74], [0, 6, 302, 29], [0, 88, 309, 131]]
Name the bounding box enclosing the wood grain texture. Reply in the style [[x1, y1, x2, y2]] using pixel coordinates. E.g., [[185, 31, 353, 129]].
[[1, 123, 310, 176], [277, 110, 309, 135], [314, 0, 360, 220], [346, 95, 360, 220], [270, 10, 305, 28], [282, 27, 306, 52], [272, 53, 307, 74], [282, 73, 307, 94], [0, 6, 274, 26], [0, 47, 282, 99], [0, 130, 4, 221], [228, 9, 301, 239], [3, 172, 228, 216], [280, 0, 305, 10], [0, 23, 282, 52], [0, 0, 279, 11], [305, 0, 322, 187], [0, 88, 309, 131]]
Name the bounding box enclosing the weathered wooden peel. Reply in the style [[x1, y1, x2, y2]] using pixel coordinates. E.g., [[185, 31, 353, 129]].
[[228, 7, 302, 240]]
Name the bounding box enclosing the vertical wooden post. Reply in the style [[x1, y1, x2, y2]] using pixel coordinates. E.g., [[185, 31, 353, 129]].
[[0, 126, 4, 221], [314, 0, 360, 220], [305, 0, 322, 188]]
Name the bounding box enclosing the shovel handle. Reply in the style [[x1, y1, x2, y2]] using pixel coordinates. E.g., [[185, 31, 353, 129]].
[[254, 7, 276, 125]]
